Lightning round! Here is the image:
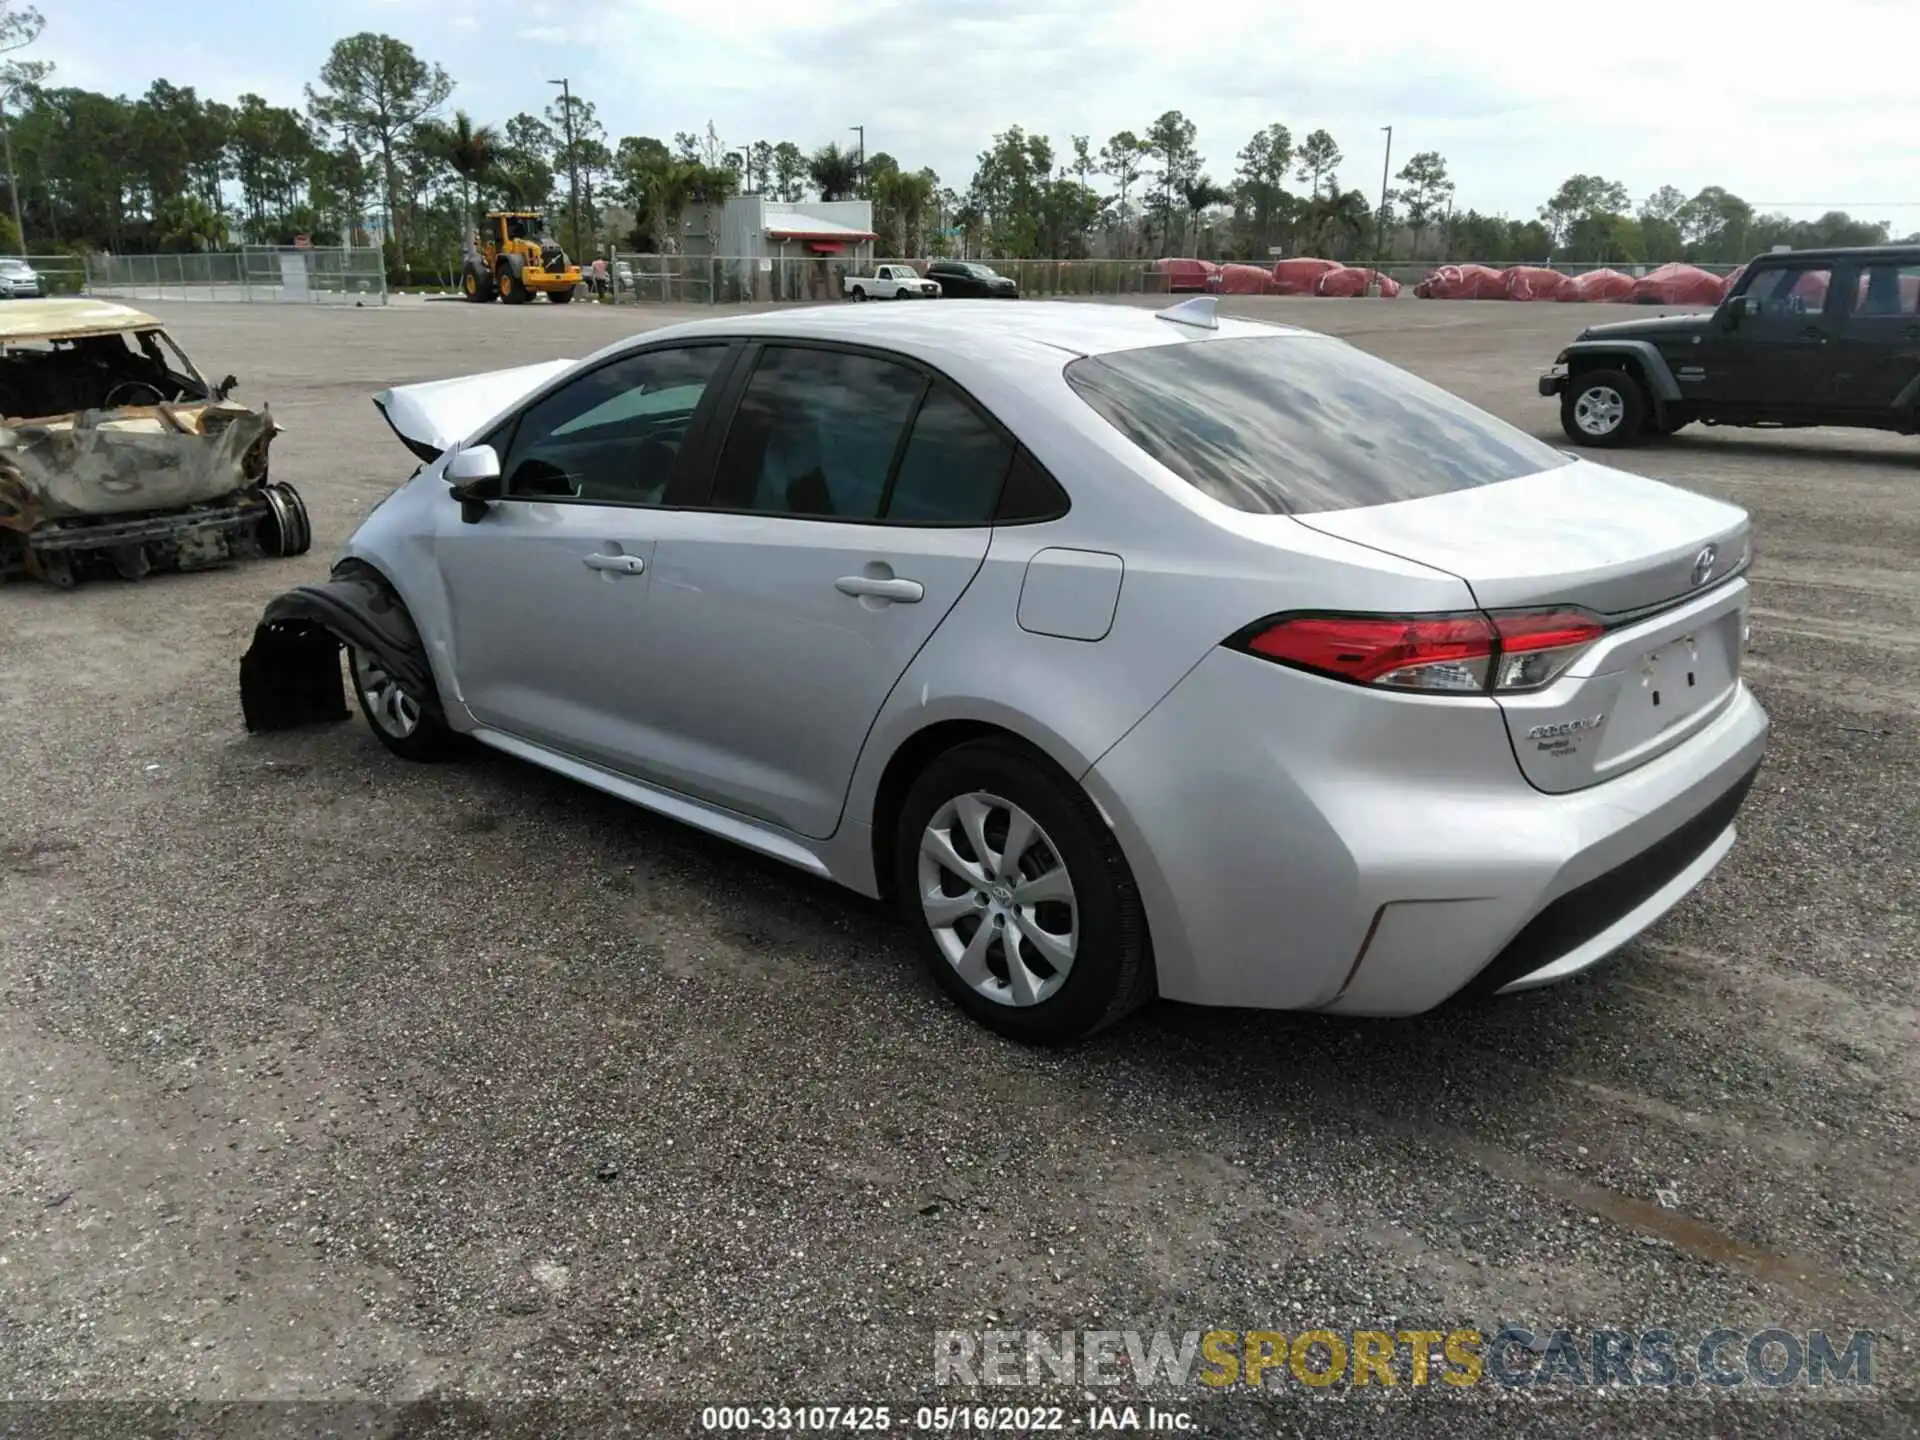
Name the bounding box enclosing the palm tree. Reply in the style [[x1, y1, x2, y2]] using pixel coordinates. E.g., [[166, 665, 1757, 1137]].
[[428, 110, 498, 251], [1177, 175, 1230, 257], [156, 193, 229, 253], [807, 142, 860, 202]]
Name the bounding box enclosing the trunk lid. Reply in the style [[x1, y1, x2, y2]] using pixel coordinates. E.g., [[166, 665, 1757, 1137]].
[[372, 358, 577, 462], [1294, 460, 1752, 793]]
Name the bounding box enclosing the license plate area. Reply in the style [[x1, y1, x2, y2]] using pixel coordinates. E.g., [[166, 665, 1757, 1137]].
[[1639, 632, 1714, 729]]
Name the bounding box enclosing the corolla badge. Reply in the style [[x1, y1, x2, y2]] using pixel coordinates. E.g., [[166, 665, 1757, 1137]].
[[1691, 544, 1718, 587]]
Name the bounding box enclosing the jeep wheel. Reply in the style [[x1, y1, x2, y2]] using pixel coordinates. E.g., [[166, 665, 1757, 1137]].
[[1561, 369, 1647, 448]]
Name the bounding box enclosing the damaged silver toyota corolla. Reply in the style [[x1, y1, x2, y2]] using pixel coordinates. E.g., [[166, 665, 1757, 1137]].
[[0, 298, 312, 587]]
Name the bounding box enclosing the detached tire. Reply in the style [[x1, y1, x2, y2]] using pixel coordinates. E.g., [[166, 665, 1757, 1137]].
[[894, 739, 1154, 1045], [548, 286, 575, 304], [1561, 368, 1647, 448]]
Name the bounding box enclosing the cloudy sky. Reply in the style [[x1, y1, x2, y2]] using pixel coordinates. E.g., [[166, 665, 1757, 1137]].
[[37, 0, 1920, 229]]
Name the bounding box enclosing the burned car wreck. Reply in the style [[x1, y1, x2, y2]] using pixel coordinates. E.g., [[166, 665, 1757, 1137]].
[[0, 298, 311, 587]]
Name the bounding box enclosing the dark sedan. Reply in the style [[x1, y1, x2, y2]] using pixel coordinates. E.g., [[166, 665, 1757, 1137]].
[[926, 260, 1019, 299]]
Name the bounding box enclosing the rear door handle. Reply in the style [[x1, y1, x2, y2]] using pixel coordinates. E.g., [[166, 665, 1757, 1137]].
[[835, 574, 923, 603], [1801, 327, 1829, 342], [583, 553, 645, 575]]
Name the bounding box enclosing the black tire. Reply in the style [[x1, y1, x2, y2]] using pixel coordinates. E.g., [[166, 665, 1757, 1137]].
[[893, 739, 1154, 1044], [461, 262, 494, 303], [547, 286, 575, 304], [851, 285, 867, 302], [346, 642, 461, 763], [499, 256, 529, 305], [1560, 368, 1647, 448]]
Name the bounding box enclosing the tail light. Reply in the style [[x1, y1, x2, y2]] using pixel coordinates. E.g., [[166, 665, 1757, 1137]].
[[1232, 609, 1605, 695]]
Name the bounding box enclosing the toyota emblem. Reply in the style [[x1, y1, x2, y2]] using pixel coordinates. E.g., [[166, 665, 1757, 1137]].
[[1691, 545, 1717, 587]]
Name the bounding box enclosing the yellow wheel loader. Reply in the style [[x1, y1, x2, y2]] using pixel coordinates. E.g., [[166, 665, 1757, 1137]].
[[460, 210, 583, 305]]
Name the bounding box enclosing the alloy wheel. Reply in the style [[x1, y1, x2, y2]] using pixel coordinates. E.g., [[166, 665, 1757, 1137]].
[[1573, 385, 1625, 436], [352, 649, 422, 739], [917, 791, 1078, 1007]]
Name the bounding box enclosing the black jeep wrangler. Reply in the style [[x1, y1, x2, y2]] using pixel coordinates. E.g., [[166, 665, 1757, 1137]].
[[1539, 244, 1920, 448]]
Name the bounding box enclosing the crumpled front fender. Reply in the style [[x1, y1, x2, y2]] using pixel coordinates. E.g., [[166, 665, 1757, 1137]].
[[239, 562, 438, 733]]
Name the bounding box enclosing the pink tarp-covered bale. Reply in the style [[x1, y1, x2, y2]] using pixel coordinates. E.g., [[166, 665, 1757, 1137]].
[[1214, 263, 1276, 295], [1157, 257, 1219, 293], [1560, 269, 1636, 302], [1270, 257, 1341, 294], [1315, 266, 1402, 298], [1413, 264, 1507, 299], [1719, 264, 1748, 298], [1628, 263, 1727, 306], [1502, 266, 1573, 301]]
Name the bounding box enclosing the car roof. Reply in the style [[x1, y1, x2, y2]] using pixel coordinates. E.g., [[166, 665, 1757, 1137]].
[[635, 299, 1315, 364], [1751, 244, 1920, 265], [0, 297, 163, 342]]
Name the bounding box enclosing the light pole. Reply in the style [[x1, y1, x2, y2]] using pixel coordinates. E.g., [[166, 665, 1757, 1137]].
[[1373, 125, 1393, 276], [549, 78, 583, 263], [0, 100, 23, 255], [849, 124, 865, 196]]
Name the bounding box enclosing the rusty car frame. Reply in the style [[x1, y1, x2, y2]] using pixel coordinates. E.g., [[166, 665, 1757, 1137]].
[[0, 298, 311, 587]]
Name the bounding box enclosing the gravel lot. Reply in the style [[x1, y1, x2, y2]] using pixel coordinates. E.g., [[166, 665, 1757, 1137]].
[[2, 293, 1914, 1436]]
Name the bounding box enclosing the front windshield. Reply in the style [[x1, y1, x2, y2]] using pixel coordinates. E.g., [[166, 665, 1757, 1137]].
[[142, 328, 213, 396]]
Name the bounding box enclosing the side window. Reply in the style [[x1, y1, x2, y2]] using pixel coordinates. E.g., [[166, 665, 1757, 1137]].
[[709, 346, 925, 518], [1853, 264, 1920, 318], [1742, 266, 1832, 317], [500, 345, 727, 504], [883, 385, 1015, 524]]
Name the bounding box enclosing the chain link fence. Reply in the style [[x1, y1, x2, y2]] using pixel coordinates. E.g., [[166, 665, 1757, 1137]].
[[83, 246, 388, 304], [604, 254, 1170, 305]]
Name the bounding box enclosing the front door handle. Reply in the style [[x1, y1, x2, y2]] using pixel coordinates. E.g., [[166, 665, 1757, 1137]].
[[583, 552, 645, 575], [1801, 326, 1828, 342], [835, 574, 924, 603]]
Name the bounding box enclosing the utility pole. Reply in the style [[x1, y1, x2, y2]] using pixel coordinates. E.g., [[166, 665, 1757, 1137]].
[[1373, 124, 1393, 275], [850, 124, 865, 196], [549, 78, 582, 263], [0, 100, 22, 254]]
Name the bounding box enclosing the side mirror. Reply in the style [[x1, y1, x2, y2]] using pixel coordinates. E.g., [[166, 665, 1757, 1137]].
[[445, 444, 502, 523], [1721, 295, 1753, 329]]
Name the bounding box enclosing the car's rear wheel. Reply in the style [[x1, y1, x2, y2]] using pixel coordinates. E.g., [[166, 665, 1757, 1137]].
[[348, 645, 459, 762], [1561, 369, 1646, 447], [895, 740, 1154, 1044], [851, 285, 867, 302]]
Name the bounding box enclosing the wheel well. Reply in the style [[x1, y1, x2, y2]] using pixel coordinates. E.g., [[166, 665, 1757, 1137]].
[[866, 720, 1070, 902], [1568, 351, 1649, 392]]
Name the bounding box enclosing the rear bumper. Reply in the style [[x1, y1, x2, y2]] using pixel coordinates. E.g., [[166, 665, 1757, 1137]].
[[1082, 647, 1770, 1015]]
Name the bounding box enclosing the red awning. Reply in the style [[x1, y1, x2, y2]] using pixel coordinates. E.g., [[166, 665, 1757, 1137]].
[[805, 241, 844, 255]]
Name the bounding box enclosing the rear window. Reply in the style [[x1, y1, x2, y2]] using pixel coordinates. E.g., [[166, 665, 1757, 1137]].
[[1064, 335, 1572, 515]]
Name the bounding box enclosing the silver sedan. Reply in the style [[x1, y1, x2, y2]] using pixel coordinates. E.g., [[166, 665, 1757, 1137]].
[[242, 298, 1769, 1043]]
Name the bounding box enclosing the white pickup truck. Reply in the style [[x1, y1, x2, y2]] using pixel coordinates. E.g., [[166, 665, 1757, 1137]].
[[843, 265, 941, 301]]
